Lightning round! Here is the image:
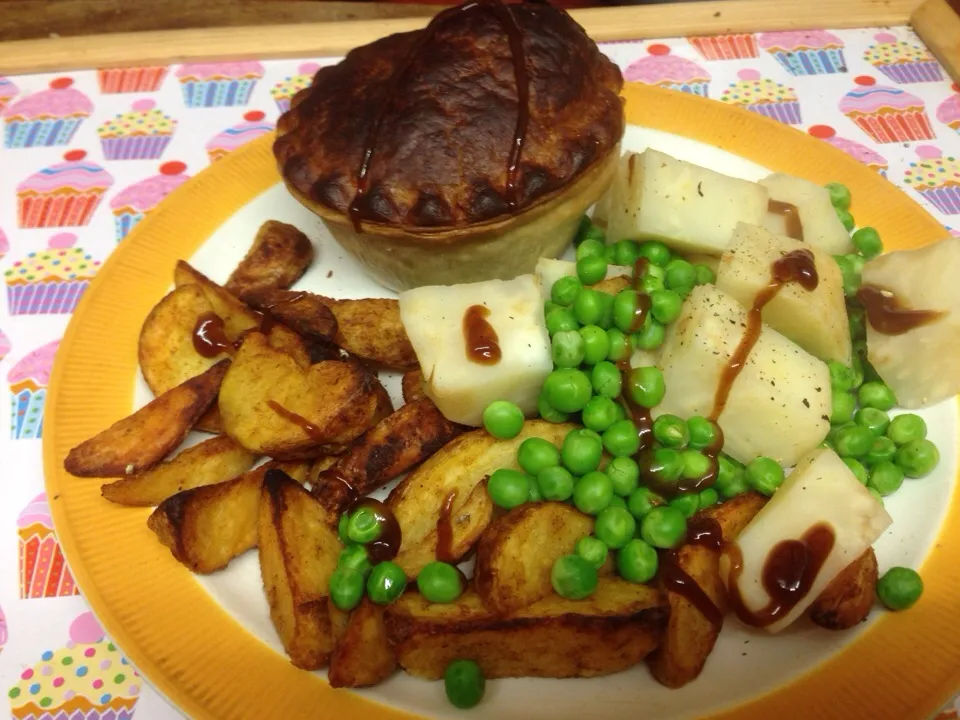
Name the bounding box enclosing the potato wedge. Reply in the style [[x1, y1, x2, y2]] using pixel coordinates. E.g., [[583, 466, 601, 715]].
[[243, 289, 338, 345], [266, 323, 311, 369], [592, 275, 631, 295], [318, 297, 417, 371], [328, 599, 397, 688], [101, 435, 256, 506], [387, 420, 574, 578], [174, 260, 262, 341], [402, 368, 425, 404], [259, 469, 343, 669], [64, 360, 228, 477], [475, 502, 594, 614], [809, 548, 878, 630], [385, 580, 667, 680], [219, 332, 382, 458], [225, 220, 314, 297], [700, 491, 768, 540], [147, 460, 308, 573]]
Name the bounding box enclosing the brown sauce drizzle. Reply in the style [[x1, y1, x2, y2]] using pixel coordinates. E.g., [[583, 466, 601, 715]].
[[347, 0, 530, 231], [768, 199, 803, 241], [630, 293, 652, 333], [267, 400, 326, 441], [347, 497, 403, 563], [660, 551, 724, 628], [314, 467, 359, 510], [463, 304, 502, 365], [687, 516, 723, 551], [436, 490, 459, 562], [192, 312, 233, 358], [710, 249, 818, 421], [856, 285, 945, 336], [724, 523, 835, 628]]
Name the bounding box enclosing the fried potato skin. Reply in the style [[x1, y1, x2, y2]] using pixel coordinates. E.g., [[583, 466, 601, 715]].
[[328, 599, 397, 688], [243, 289, 338, 344], [592, 275, 631, 295], [700, 491, 768, 540], [387, 420, 575, 579], [809, 548, 878, 630], [147, 460, 307, 573], [174, 261, 262, 340], [225, 220, 314, 297], [64, 360, 228, 477], [475, 502, 594, 615], [385, 581, 668, 680], [401, 368, 425, 404], [258, 469, 343, 669], [318, 297, 417, 371], [102, 435, 256, 506]]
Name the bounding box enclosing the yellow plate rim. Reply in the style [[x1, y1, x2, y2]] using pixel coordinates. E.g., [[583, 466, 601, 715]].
[[44, 82, 960, 720]]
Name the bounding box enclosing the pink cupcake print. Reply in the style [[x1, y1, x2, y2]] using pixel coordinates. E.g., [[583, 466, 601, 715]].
[[758, 31, 846, 75], [97, 65, 169, 94], [177, 61, 264, 108], [18, 493, 79, 598], [8, 339, 58, 440], [205, 110, 275, 163], [16, 150, 114, 229], [839, 75, 934, 144], [5, 232, 100, 316], [7, 612, 142, 720], [271, 62, 320, 113], [110, 160, 190, 240], [808, 125, 889, 178], [97, 99, 178, 161], [937, 83, 960, 136], [720, 69, 801, 125], [0, 226, 8, 261], [948, 226, 960, 238], [0, 77, 18, 113], [0, 330, 11, 363], [865, 32, 943, 84], [687, 33, 758, 61], [0, 604, 7, 651], [3, 78, 93, 149], [624, 44, 710, 97], [903, 145, 960, 215]]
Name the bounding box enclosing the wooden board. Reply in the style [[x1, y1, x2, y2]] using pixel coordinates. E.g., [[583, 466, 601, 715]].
[[0, 0, 923, 75], [911, 0, 960, 83]]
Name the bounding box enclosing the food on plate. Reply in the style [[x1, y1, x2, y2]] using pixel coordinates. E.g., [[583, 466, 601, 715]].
[[401, 368, 425, 404], [258, 469, 343, 669], [148, 460, 308, 573], [174, 260, 263, 341], [224, 220, 314, 296], [399, 274, 552, 425], [328, 599, 397, 688], [716, 222, 852, 364], [534, 257, 631, 300], [312, 296, 416, 370], [101, 435, 256, 506], [64, 360, 228, 477], [474, 502, 594, 614], [241, 288, 339, 345], [808, 548, 878, 630], [384, 580, 667, 679], [759, 173, 854, 255], [604, 149, 769, 255], [273, 1, 624, 291]]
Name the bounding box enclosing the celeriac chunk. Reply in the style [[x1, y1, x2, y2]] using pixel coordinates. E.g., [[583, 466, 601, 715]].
[[399, 275, 552, 426], [760, 173, 853, 255]]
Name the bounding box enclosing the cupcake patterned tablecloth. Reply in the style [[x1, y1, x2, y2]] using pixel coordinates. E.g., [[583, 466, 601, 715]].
[[0, 25, 959, 720]]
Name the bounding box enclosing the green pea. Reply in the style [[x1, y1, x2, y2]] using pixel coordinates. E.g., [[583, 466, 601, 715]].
[[650, 289, 683, 324], [537, 465, 575, 502], [544, 301, 563, 316], [746, 456, 784, 496], [694, 264, 716, 286], [576, 535, 609, 570], [858, 381, 897, 411], [606, 456, 640, 497], [833, 425, 874, 458], [606, 327, 629, 362], [640, 506, 687, 549], [715, 455, 749, 499], [828, 360, 856, 392], [627, 486, 665, 519], [538, 390, 570, 424], [868, 460, 904, 496], [595, 506, 637, 549], [551, 275, 583, 306], [632, 316, 666, 351], [573, 471, 614, 515], [613, 290, 640, 333], [528, 481, 543, 503], [591, 361, 623, 399], [850, 351, 866, 389], [562, 429, 604, 475], [637, 273, 665, 296], [551, 554, 598, 599], [608, 494, 628, 510], [686, 416, 719, 450], [642, 447, 684, 488], [852, 227, 883, 260], [664, 258, 696, 292], [338, 512, 350, 544], [834, 255, 860, 297], [876, 567, 923, 611], [347, 506, 383, 545], [617, 538, 659, 583], [887, 413, 927, 446], [848, 304, 866, 341], [604, 244, 618, 265], [545, 307, 579, 336], [637, 240, 672, 267], [836, 207, 855, 232], [552, 330, 586, 369], [864, 436, 897, 466], [576, 236, 606, 261], [681, 449, 712, 481], [517, 437, 561, 476], [579, 325, 609, 365], [652, 414, 689, 448], [854, 407, 890, 437], [487, 468, 531, 509], [366, 561, 407, 605], [573, 288, 605, 326], [417, 561, 464, 604], [669, 493, 700, 519], [602, 419, 641, 458], [577, 255, 608, 286], [613, 239, 642, 267], [582, 395, 620, 433], [830, 392, 856, 425], [628, 366, 665, 408], [596, 291, 616, 330], [482, 400, 525, 440], [444, 659, 485, 709], [338, 544, 372, 577], [543, 368, 593, 413], [895, 439, 940, 478], [329, 567, 365, 611], [698, 487, 719, 509], [825, 182, 852, 210], [842, 457, 869, 485]]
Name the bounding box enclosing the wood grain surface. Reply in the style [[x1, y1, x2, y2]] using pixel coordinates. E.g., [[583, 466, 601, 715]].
[[911, 0, 960, 82]]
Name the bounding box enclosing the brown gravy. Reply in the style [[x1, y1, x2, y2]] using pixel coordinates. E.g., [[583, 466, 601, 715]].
[[767, 199, 803, 241], [463, 304, 502, 365], [857, 284, 945, 336]]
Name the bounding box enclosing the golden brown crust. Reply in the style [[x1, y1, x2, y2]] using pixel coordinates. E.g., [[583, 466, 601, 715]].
[[274, 2, 623, 230]]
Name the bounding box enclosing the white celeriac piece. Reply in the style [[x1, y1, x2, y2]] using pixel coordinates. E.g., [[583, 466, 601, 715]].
[[605, 149, 769, 255], [654, 285, 831, 466], [719, 447, 892, 633], [760, 173, 853, 255], [716, 222, 852, 365], [398, 274, 552, 426], [534, 258, 631, 300]]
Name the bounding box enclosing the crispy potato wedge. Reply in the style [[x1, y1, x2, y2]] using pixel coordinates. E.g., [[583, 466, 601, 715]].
[[243, 289, 339, 345], [101, 435, 256, 506], [401, 368, 425, 405], [259, 469, 343, 669], [809, 548, 878, 630], [700, 491, 768, 540], [225, 220, 314, 297], [219, 332, 382, 458], [475, 502, 594, 614], [592, 275, 631, 295], [387, 420, 574, 578], [317, 297, 417, 371], [385, 580, 668, 680], [328, 599, 397, 688], [174, 260, 262, 341], [266, 323, 311, 369], [147, 460, 307, 573], [64, 361, 228, 477]]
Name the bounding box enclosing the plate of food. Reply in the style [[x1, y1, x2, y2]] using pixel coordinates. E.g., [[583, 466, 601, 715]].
[[42, 2, 960, 719]]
